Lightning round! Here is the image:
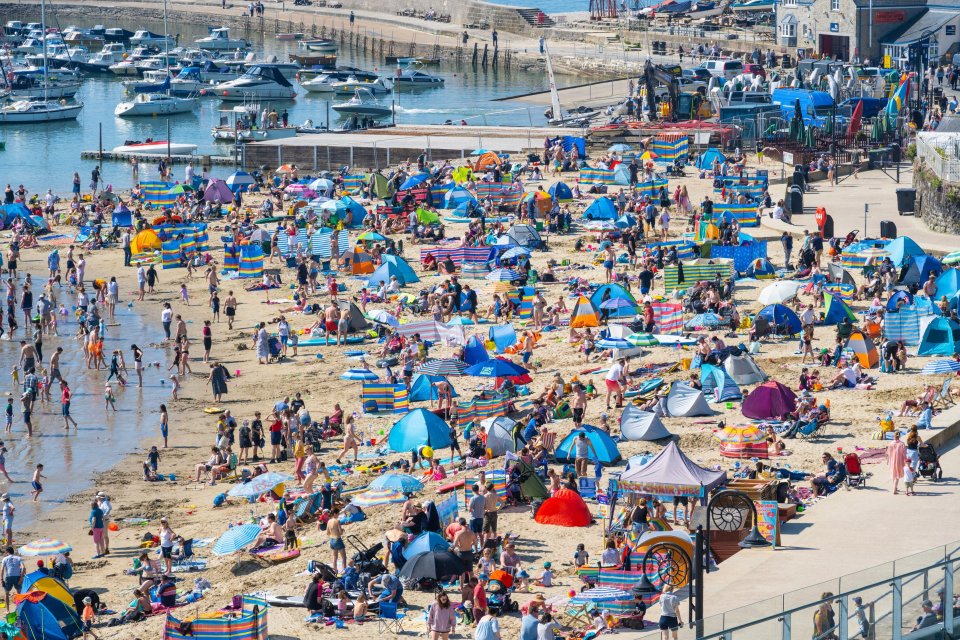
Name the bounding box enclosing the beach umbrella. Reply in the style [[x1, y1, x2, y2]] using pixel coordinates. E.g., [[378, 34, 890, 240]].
[[358, 231, 387, 242], [320, 200, 347, 213], [284, 184, 316, 198], [341, 368, 379, 381], [352, 489, 406, 508], [470, 148, 490, 156], [684, 313, 723, 329], [921, 360, 960, 375], [417, 358, 468, 376], [226, 472, 293, 498], [465, 359, 529, 378], [608, 143, 632, 152], [204, 179, 235, 204], [596, 337, 632, 350], [626, 332, 657, 347], [486, 268, 520, 282], [403, 532, 450, 560], [859, 248, 890, 266], [399, 550, 466, 581], [758, 281, 802, 306], [370, 473, 424, 493], [943, 251, 960, 266], [225, 171, 255, 191], [275, 164, 297, 175], [368, 310, 399, 327], [500, 247, 532, 261], [715, 425, 768, 459], [399, 174, 429, 190], [212, 524, 262, 556], [309, 178, 333, 192], [570, 587, 633, 604], [599, 297, 636, 311], [18, 539, 71, 557], [167, 184, 187, 195]]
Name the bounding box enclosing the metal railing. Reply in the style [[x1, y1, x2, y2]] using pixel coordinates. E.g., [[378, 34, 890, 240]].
[[916, 136, 960, 184]]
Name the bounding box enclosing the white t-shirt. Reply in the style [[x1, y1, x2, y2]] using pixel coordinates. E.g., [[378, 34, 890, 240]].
[[800, 308, 815, 325], [2, 555, 22, 577], [660, 592, 680, 617], [161, 308, 173, 324], [606, 363, 623, 382], [842, 367, 857, 386], [537, 621, 557, 640]]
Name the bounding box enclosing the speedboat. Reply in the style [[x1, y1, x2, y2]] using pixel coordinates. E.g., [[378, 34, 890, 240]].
[[115, 92, 198, 117], [26, 43, 68, 67], [169, 67, 208, 94], [207, 64, 296, 101], [122, 70, 173, 94], [0, 99, 82, 123], [195, 60, 241, 83], [242, 56, 300, 79], [112, 140, 197, 155], [130, 30, 175, 48], [394, 65, 444, 85], [103, 28, 135, 43], [109, 46, 158, 75], [81, 43, 127, 72], [300, 73, 339, 93], [331, 89, 392, 118], [53, 46, 92, 69], [300, 38, 337, 53], [297, 66, 378, 82], [195, 27, 248, 51], [136, 53, 180, 74], [331, 76, 392, 95]]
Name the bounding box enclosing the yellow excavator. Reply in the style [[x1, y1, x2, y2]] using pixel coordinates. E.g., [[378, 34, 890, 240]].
[[641, 59, 712, 121]]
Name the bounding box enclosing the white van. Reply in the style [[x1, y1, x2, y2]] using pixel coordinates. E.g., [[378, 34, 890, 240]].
[[702, 59, 744, 81]]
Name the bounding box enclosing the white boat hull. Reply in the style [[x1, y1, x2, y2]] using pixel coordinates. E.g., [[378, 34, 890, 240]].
[[10, 83, 81, 99], [212, 126, 298, 142], [0, 103, 82, 123], [115, 96, 198, 117], [112, 142, 197, 155], [109, 63, 141, 76], [332, 105, 392, 118], [196, 39, 247, 50], [215, 87, 296, 101]]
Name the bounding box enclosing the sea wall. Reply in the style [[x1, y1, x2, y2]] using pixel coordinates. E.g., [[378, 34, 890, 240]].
[[914, 160, 960, 235]]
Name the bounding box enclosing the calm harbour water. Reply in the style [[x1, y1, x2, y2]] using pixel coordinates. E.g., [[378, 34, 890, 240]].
[[0, 18, 577, 193]]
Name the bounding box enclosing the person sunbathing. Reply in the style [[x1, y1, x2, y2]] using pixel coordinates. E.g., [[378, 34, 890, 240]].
[[901, 386, 936, 416], [252, 513, 284, 549]]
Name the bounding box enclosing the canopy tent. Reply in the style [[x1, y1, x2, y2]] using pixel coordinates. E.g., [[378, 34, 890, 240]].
[[534, 488, 593, 527], [699, 363, 742, 401], [583, 197, 618, 221], [506, 224, 545, 250], [741, 381, 798, 420], [936, 268, 960, 300], [548, 182, 573, 201], [619, 406, 672, 441], [463, 334, 491, 365], [724, 353, 768, 385], [744, 257, 776, 279], [823, 292, 856, 325], [482, 416, 519, 456], [130, 228, 161, 254], [387, 408, 452, 452], [570, 296, 600, 328], [590, 284, 638, 320], [887, 236, 925, 267], [409, 374, 459, 402], [757, 303, 802, 335], [696, 147, 726, 169], [846, 330, 880, 367], [899, 255, 942, 286], [555, 425, 622, 465], [617, 441, 727, 497], [716, 425, 769, 459], [665, 382, 717, 417], [918, 316, 960, 356], [886, 290, 914, 311]]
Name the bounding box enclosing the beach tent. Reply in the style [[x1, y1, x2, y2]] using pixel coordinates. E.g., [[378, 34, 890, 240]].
[[534, 488, 593, 527], [846, 330, 880, 367], [399, 173, 429, 191], [488, 324, 518, 353], [0, 203, 32, 228], [403, 532, 450, 560], [887, 236, 925, 267], [696, 148, 726, 169], [370, 172, 396, 200], [917, 316, 960, 356], [619, 406, 672, 441], [556, 425, 622, 465], [899, 255, 942, 286], [473, 151, 503, 171], [511, 458, 549, 499], [699, 363, 742, 401], [463, 334, 491, 365], [506, 224, 545, 250], [936, 268, 960, 300], [590, 284, 638, 320], [548, 182, 573, 201], [482, 416, 518, 456], [615, 213, 637, 229], [612, 164, 632, 185], [744, 257, 776, 279], [367, 258, 420, 287], [409, 374, 459, 402], [129, 228, 161, 254], [823, 292, 856, 325], [335, 300, 370, 332], [583, 197, 618, 221], [756, 304, 802, 335], [388, 408, 452, 452], [570, 296, 600, 328], [339, 196, 368, 227], [350, 249, 376, 275], [15, 573, 82, 640], [665, 382, 717, 417], [444, 185, 477, 209], [716, 425, 769, 459], [827, 263, 856, 287], [741, 381, 798, 420], [886, 290, 914, 311], [724, 353, 768, 385], [617, 441, 727, 497], [111, 206, 133, 227]]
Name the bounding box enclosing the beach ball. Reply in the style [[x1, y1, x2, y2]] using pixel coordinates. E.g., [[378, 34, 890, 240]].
[[422, 446, 433, 458], [108, 522, 119, 532], [378, 429, 385, 435]]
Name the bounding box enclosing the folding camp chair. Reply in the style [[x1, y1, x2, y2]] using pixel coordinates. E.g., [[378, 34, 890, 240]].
[[377, 601, 406, 634], [578, 477, 597, 499], [797, 419, 825, 440], [172, 538, 195, 568], [933, 378, 954, 409]]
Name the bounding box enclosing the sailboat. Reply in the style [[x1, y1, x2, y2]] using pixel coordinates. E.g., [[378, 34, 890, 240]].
[[114, 0, 196, 117], [0, 0, 83, 123], [542, 43, 595, 127]]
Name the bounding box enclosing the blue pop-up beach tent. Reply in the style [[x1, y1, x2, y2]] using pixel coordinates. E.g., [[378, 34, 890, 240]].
[[409, 374, 459, 402], [583, 197, 618, 221], [463, 334, 491, 365], [918, 316, 960, 356], [887, 236, 925, 267], [555, 425, 622, 465], [757, 304, 802, 334], [936, 268, 960, 300], [699, 363, 742, 401], [488, 324, 518, 353], [387, 408, 452, 452], [590, 283, 638, 319], [823, 292, 856, 325], [548, 182, 573, 201]]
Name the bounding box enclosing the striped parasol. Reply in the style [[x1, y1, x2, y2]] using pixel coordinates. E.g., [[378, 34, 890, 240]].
[[921, 359, 960, 374], [596, 337, 632, 350], [417, 358, 468, 376], [341, 368, 380, 381], [715, 425, 768, 459], [569, 587, 633, 604], [599, 297, 636, 311], [212, 524, 263, 556], [485, 268, 520, 281], [626, 332, 658, 347], [486, 281, 515, 294], [944, 251, 960, 266], [370, 473, 424, 493], [19, 538, 72, 557], [352, 489, 407, 508]]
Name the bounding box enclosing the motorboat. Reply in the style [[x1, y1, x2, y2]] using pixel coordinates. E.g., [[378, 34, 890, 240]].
[[242, 56, 300, 79], [112, 140, 197, 155], [300, 38, 337, 53], [6, 69, 81, 99], [53, 46, 92, 69], [169, 67, 209, 94], [15, 38, 45, 55], [26, 43, 68, 67], [130, 30, 175, 48], [115, 92, 198, 116], [297, 65, 377, 82], [394, 65, 444, 85], [331, 76, 392, 95], [275, 32, 304, 40], [108, 46, 158, 75], [3, 22, 25, 37], [207, 64, 297, 101], [331, 89, 392, 118], [62, 28, 104, 48], [136, 53, 180, 74], [81, 43, 127, 72], [177, 48, 214, 67], [103, 28, 135, 43], [0, 99, 83, 123], [211, 105, 299, 142], [195, 60, 241, 83], [300, 73, 339, 93], [122, 69, 173, 94], [195, 27, 249, 51]]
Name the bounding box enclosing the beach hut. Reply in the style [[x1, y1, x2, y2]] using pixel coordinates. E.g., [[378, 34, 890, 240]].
[[756, 304, 802, 335], [665, 382, 717, 417], [555, 425, 622, 465], [899, 255, 942, 286], [917, 316, 960, 356], [741, 381, 798, 420], [699, 364, 742, 401], [619, 406, 672, 441], [388, 409, 452, 452], [409, 374, 459, 402], [744, 257, 776, 279], [696, 148, 726, 169], [823, 292, 856, 325], [548, 182, 573, 201], [716, 425, 769, 459], [482, 416, 519, 456], [724, 353, 768, 385], [617, 441, 727, 497], [590, 284, 638, 320], [570, 296, 600, 328], [846, 330, 880, 367], [506, 224, 545, 250], [583, 197, 618, 221], [886, 236, 925, 267], [534, 488, 593, 527]]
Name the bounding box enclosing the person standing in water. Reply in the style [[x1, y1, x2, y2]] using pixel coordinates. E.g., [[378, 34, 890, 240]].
[[60, 380, 78, 430], [159, 404, 169, 448], [30, 465, 45, 502]]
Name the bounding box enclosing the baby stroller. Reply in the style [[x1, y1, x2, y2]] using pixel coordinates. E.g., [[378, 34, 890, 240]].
[[916, 443, 943, 481], [486, 570, 518, 614], [844, 453, 867, 488], [267, 336, 283, 362]]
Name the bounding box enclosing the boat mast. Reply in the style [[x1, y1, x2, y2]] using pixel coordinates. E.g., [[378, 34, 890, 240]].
[[41, 0, 47, 102], [544, 41, 562, 123]]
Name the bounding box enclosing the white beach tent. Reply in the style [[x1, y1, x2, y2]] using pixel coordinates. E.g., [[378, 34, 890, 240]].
[[619, 406, 673, 441], [724, 353, 768, 386], [665, 382, 717, 417], [481, 416, 518, 456]]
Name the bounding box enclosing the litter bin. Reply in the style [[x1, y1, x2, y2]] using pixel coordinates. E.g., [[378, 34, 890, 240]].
[[788, 185, 803, 214], [880, 220, 898, 239], [896, 188, 916, 216], [822, 214, 834, 239]]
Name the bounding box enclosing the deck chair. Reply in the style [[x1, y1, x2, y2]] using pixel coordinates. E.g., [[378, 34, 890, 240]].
[[172, 538, 195, 568], [578, 477, 597, 499], [933, 377, 954, 409], [797, 419, 825, 440], [559, 601, 594, 629], [377, 601, 406, 634]]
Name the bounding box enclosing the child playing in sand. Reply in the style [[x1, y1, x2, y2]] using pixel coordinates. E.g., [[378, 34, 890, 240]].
[[104, 383, 116, 411], [574, 543, 589, 567], [353, 592, 368, 621], [535, 562, 553, 587], [169, 374, 180, 400], [31, 464, 45, 501], [283, 516, 298, 550]]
